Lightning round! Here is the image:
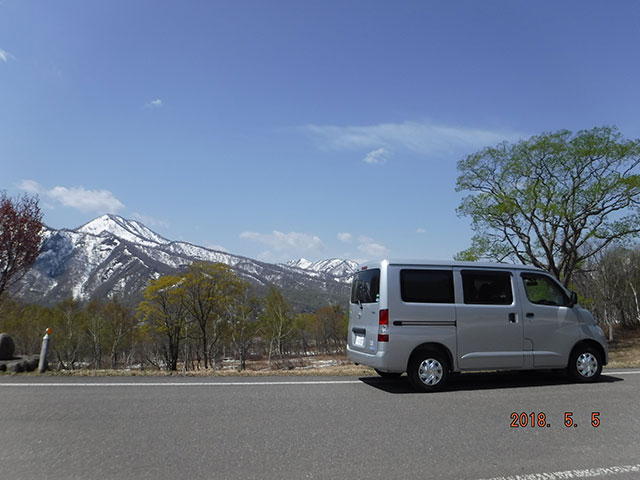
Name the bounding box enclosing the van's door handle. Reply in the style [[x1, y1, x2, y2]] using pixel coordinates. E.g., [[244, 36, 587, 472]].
[[508, 313, 517, 323], [526, 312, 535, 318]]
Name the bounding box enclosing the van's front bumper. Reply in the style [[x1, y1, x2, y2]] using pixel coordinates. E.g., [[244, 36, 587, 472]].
[[347, 345, 392, 371]]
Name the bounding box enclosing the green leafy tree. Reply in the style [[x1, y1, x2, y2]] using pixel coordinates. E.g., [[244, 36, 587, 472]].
[[181, 262, 242, 369], [261, 286, 293, 367], [138, 275, 187, 371], [293, 312, 315, 355], [313, 305, 346, 354], [0, 299, 52, 354], [456, 126, 640, 286], [227, 281, 261, 371]]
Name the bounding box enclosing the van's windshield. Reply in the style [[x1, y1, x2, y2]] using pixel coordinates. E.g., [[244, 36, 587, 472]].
[[351, 269, 380, 304]]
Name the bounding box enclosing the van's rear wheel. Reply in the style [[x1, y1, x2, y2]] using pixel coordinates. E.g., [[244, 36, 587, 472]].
[[408, 350, 448, 392], [374, 369, 402, 379], [568, 346, 602, 382]]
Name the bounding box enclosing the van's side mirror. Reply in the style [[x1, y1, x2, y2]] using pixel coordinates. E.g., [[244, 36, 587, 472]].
[[568, 291, 578, 307]]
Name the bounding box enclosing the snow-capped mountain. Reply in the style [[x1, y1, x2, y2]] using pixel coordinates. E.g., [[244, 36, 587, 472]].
[[13, 215, 354, 310], [285, 258, 358, 278], [77, 215, 170, 246]]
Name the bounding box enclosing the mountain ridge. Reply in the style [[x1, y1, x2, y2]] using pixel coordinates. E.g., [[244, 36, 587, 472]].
[[13, 215, 358, 311]]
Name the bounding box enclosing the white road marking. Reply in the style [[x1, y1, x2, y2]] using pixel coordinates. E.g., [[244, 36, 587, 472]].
[[0, 380, 364, 387], [603, 370, 640, 375], [477, 463, 640, 480]]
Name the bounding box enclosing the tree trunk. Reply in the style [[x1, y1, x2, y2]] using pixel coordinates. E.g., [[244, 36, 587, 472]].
[[267, 339, 274, 369], [110, 349, 117, 369], [604, 306, 613, 342], [202, 330, 209, 369], [629, 282, 640, 325]]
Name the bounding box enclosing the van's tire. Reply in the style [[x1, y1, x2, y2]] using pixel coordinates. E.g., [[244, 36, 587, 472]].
[[567, 346, 602, 382], [408, 350, 449, 392], [374, 369, 402, 379]]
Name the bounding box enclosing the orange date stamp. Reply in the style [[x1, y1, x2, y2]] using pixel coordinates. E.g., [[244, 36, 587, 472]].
[[510, 411, 600, 428]]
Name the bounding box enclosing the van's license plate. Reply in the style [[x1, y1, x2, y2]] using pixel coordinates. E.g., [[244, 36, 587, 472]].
[[354, 335, 365, 347]]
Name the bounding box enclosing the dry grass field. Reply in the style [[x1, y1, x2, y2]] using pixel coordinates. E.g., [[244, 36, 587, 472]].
[[36, 355, 376, 377], [7, 330, 640, 376]]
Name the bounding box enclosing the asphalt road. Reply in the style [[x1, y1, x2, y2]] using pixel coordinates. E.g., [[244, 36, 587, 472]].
[[1, 369, 639, 480]]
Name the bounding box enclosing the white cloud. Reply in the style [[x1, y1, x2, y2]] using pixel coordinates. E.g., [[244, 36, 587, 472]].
[[337, 232, 353, 243], [240, 230, 325, 261], [17, 179, 125, 214], [16, 179, 42, 194], [304, 121, 523, 157], [363, 147, 389, 165], [357, 235, 390, 259], [131, 212, 170, 229], [0, 49, 14, 63], [416, 228, 426, 234], [49, 186, 125, 213], [146, 98, 163, 108]]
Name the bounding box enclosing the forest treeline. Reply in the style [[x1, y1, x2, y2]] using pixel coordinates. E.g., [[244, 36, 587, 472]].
[[1, 245, 640, 371], [0, 262, 347, 371], [574, 246, 640, 340]]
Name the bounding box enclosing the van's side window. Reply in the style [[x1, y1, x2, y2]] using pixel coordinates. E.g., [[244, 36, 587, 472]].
[[400, 270, 454, 303], [351, 269, 380, 304], [461, 271, 513, 305], [521, 273, 568, 306]]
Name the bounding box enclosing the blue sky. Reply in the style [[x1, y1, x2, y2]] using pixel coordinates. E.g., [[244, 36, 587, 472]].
[[2, 1, 640, 263]]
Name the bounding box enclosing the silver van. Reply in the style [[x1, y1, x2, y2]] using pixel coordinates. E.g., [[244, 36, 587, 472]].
[[347, 260, 608, 392]]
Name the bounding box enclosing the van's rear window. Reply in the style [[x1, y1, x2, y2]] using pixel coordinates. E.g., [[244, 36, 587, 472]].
[[351, 269, 380, 304]]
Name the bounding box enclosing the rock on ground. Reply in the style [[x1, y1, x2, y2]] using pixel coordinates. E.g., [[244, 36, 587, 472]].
[[0, 333, 15, 360], [0, 355, 42, 373]]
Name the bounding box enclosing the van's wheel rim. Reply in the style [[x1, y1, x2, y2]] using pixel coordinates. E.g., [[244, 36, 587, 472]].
[[576, 352, 598, 377], [418, 358, 443, 386]]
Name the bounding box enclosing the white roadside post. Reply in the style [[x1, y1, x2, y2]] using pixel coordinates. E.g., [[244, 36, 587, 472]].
[[38, 328, 51, 373]]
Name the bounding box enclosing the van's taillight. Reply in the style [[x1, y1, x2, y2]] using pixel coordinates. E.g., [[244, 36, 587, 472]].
[[378, 309, 389, 342]]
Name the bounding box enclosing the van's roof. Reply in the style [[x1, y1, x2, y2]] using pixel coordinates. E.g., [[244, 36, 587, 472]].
[[357, 259, 544, 271]]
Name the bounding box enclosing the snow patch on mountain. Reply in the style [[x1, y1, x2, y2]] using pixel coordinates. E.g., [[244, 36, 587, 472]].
[[78, 214, 170, 246], [287, 258, 314, 270], [284, 258, 358, 279]]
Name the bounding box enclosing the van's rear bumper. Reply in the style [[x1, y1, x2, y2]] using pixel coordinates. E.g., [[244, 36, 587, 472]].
[[347, 345, 392, 370]]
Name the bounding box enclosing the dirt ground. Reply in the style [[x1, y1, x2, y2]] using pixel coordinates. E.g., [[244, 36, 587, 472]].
[[606, 329, 640, 368]]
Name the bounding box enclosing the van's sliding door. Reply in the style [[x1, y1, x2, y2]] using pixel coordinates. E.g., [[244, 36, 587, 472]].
[[455, 269, 524, 369]]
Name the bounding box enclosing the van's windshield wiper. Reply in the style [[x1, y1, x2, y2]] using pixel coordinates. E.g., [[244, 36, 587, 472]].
[[357, 299, 363, 310]]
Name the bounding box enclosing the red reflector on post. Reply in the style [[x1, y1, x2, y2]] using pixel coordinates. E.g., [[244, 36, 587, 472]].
[[378, 309, 389, 342]]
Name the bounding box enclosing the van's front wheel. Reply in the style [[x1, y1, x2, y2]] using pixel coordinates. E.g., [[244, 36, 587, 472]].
[[568, 346, 602, 382], [408, 350, 448, 392]]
